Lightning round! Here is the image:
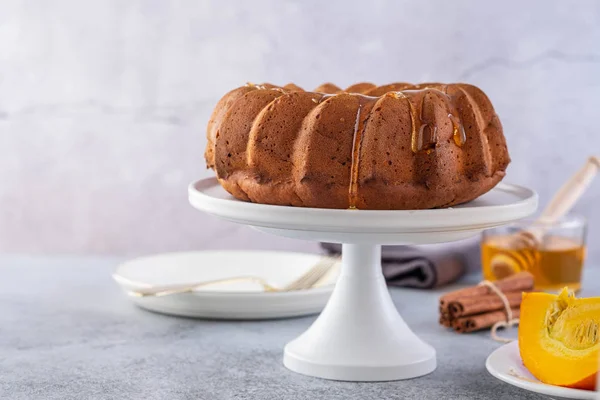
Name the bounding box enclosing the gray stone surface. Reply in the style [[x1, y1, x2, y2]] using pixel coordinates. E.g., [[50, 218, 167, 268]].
[[3, 256, 599, 399], [0, 0, 599, 262]]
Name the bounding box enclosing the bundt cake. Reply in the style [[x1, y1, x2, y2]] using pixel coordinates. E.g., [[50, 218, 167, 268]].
[[205, 82, 510, 210]]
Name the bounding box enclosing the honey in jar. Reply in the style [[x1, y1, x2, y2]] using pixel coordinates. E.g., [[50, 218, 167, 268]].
[[480, 216, 587, 292]]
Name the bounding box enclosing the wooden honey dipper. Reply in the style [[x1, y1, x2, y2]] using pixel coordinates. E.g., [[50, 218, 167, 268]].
[[490, 156, 600, 279]]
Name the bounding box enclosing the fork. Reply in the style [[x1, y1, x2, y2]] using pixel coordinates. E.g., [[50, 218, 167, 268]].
[[122, 256, 340, 297], [280, 256, 340, 291]]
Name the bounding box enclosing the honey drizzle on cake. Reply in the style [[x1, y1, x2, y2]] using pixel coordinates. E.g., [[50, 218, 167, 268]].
[[449, 113, 466, 146], [394, 88, 467, 153], [391, 92, 427, 153], [348, 95, 377, 209], [416, 95, 437, 153], [348, 104, 362, 209], [439, 85, 467, 148]]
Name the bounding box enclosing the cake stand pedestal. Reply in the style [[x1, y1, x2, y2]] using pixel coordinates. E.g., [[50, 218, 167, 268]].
[[283, 242, 435, 380], [189, 178, 537, 381]]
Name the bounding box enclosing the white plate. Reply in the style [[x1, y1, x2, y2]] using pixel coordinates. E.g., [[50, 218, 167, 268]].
[[189, 179, 538, 244], [486, 341, 598, 399], [113, 251, 339, 320]]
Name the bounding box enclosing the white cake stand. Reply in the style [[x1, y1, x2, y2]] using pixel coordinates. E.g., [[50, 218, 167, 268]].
[[189, 178, 538, 381]]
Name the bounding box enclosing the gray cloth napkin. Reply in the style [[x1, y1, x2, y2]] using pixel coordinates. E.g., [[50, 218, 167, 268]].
[[320, 237, 481, 289]]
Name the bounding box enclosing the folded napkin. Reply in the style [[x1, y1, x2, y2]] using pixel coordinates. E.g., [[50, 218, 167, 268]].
[[320, 237, 480, 289]]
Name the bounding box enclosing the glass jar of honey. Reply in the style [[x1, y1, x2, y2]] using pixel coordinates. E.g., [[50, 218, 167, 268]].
[[481, 215, 587, 292]]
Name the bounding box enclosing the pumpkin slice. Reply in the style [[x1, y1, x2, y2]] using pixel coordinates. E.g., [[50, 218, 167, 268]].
[[519, 288, 600, 390]]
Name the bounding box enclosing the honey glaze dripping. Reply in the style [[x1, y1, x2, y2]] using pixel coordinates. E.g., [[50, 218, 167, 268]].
[[416, 124, 437, 154], [388, 92, 419, 153], [417, 95, 438, 153], [400, 88, 472, 154], [406, 96, 419, 153], [348, 104, 363, 210], [348, 96, 375, 209], [390, 91, 437, 154], [406, 96, 437, 154], [448, 113, 466, 147]]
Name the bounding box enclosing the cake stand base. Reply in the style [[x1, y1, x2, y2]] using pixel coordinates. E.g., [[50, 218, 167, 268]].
[[283, 243, 436, 381]]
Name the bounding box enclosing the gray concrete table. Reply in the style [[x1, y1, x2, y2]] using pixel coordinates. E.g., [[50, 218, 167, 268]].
[[1, 255, 598, 400]]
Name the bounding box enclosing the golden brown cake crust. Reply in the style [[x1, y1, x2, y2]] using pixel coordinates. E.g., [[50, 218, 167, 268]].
[[205, 82, 510, 210]]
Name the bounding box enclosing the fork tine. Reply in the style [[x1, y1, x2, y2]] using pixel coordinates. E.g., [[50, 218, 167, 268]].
[[289, 261, 330, 290], [283, 261, 323, 291], [283, 257, 339, 291], [297, 264, 331, 290], [284, 266, 322, 291]]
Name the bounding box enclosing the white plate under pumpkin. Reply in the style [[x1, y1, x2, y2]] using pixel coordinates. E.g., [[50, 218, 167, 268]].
[[486, 341, 598, 399]]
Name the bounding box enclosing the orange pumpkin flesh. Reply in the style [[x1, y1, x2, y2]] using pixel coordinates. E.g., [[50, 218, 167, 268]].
[[519, 289, 600, 390]]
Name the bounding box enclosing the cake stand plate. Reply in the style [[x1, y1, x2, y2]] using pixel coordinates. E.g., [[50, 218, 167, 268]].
[[189, 178, 538, 381]]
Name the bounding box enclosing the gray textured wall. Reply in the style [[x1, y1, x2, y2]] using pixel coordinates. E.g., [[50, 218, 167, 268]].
[[1, 0, 599, 262]]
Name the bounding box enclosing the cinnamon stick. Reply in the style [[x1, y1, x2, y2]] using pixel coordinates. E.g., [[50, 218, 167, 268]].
[[452, 307, 521, 333], [439, 272, 534, 307], [439, 310, 452, 327], [439, 315, 452, 328], [448, 292, 523, 318]]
